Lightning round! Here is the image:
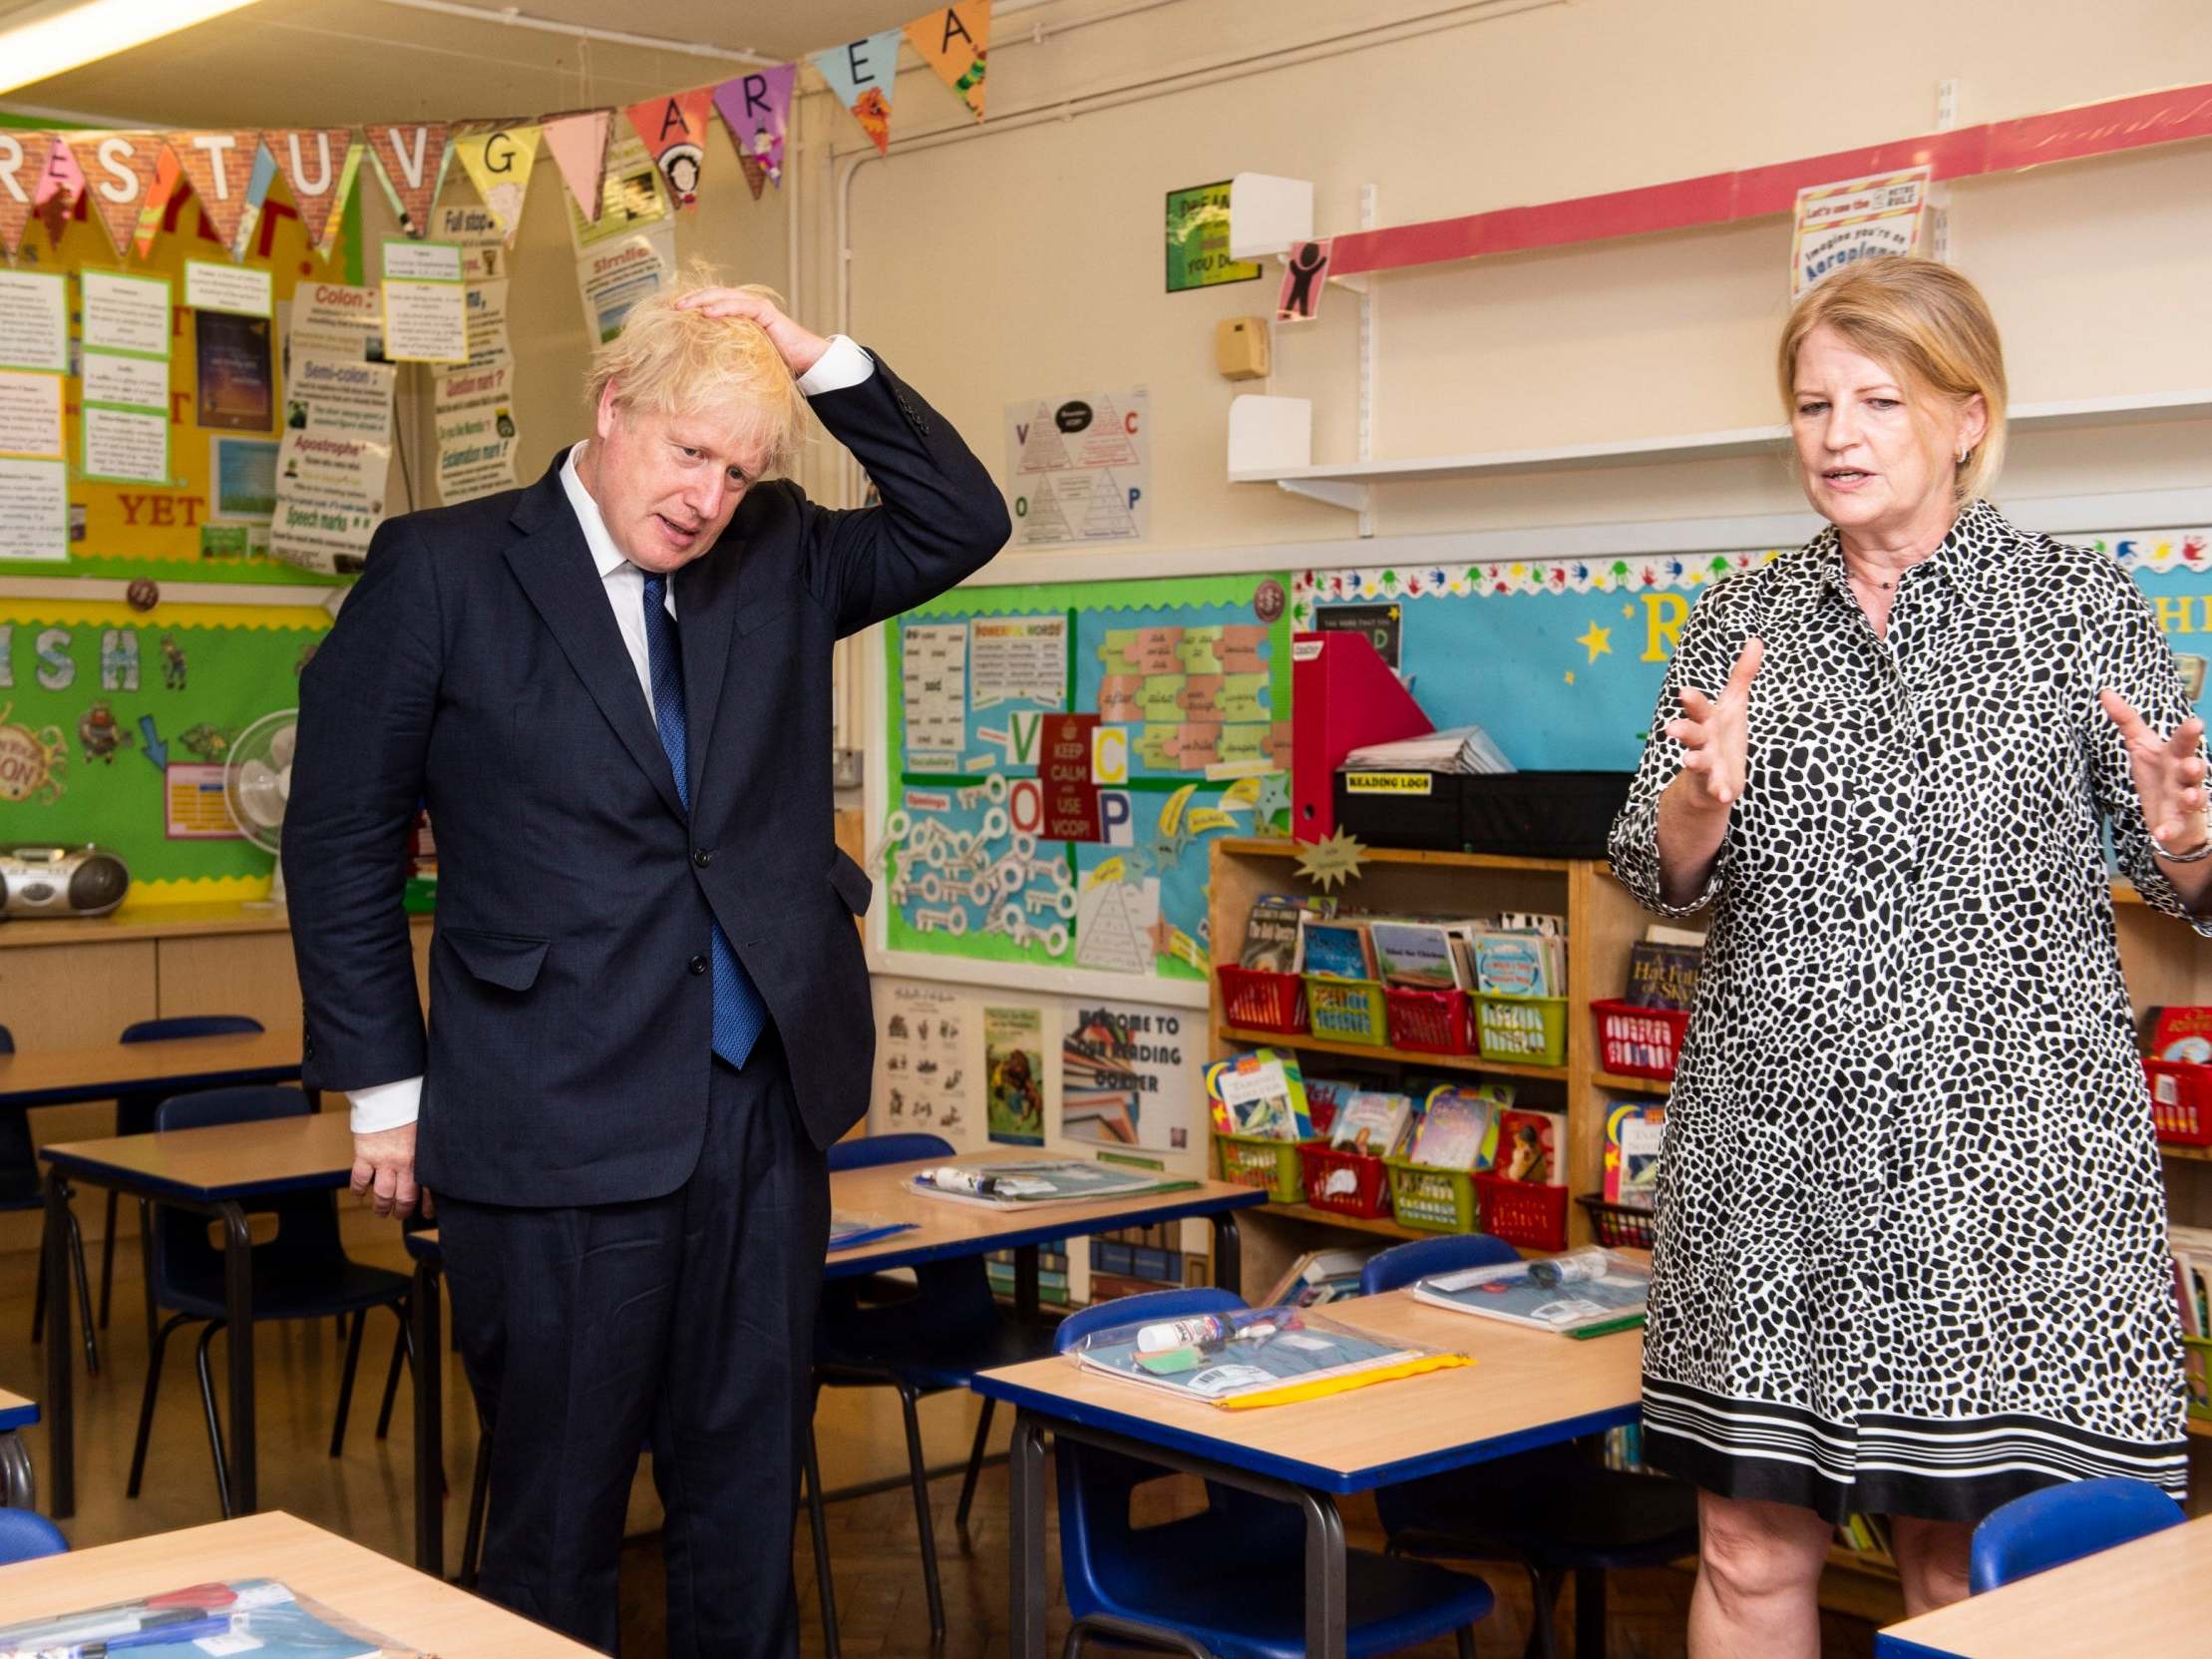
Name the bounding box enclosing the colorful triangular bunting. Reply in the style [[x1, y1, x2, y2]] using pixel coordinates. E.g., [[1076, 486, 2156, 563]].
[[812, 29, 903, 156], [80, 131, 164, 259], [165, 129, 258, 249], [542, 110, 611, 223], [452, 122, 540, 244], [267, 127, 358, 251], [624, 88, 714, 207], [132, 144, 185, 261], [906, 3, 989, 121], [364, 123, 449, 237], [0, 131, 47, 260], [712, 64, 796, 198], [35, 136, 84, 248]]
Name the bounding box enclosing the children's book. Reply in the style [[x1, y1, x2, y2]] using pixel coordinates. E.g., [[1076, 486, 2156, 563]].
[[1263, 1245, 1384, 1310], [1240, 894, 1333, 973], [1406, 1083, 1509, 1171], [908, 1159, 1186, 1208], [1296, 914, 1376, 982], [0, 1581, 418, 1659], [1626, 941, 1702, 1010], [1329, 1090, 1415, 1157], [1300, 1073, 1358, 1139], [1494, 1107, 1568, 1185], [1412, 1249, 1652, 1336], [1205, 1048, 1314, 1140], [1066, 1304, 1465, 1407], [1367, 921, 1465, 990], [1471, 931, 1562, 997], [1603, 1101, 1666, 1208]]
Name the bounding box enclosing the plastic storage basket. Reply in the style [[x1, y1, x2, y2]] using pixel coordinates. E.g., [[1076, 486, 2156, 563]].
[[1216, 967, 1307, 1036], [1382, 1156, 1480, 1233], [1305, 978, 1389, 1045], [2145, 1059, 2212, 1145], [1591, 1000, 1691, 1079], [1384, 987, 1475, 1055], [1213, 1132, 1309, 1203], [1577, 1194, 1657, 1250], [1295, 1143, 1393, 1219], [1475, 994, 1569, 1065], [1475, 1175, 1570, 1251]]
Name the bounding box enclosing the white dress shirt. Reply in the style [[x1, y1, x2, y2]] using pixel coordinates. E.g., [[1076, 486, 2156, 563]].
[[347, 335, 875, 1134]]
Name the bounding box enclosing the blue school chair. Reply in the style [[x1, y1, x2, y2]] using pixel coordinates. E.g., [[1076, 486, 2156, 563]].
[[1969, 1475, 2185, 1593], [1360, 1235, 1700, 1659], [0, 1508, 68, 1564], [1050, 1285, 1493, 1659], [807, 1131, 1058, 1648], [7, 1024, 98, 1378], [125, 1085, 410, 1518]]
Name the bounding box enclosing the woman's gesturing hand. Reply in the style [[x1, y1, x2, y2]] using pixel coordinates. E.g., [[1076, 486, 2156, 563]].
[[1666, 637, 1765, 810], [2100, 689, 2212, 855]]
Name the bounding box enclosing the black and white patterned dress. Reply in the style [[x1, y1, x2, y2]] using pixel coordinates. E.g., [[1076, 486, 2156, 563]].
[[1609, 499, 2196, 1522]]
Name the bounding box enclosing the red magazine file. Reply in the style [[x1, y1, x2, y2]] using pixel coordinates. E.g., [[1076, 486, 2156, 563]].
[[1290, 630, 1433, 842]]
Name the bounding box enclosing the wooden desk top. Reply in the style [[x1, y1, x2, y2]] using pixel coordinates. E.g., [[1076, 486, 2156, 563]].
[[41, 1108, 352, 1201], [0, 1388, 35, 1432], [824, 1151, 1264, 1277], [0, 901, 433, 949], [972, 1286, 1645, 1494], [0, 1031, 303, 1108], [0, 1511, 594, 1655], [1876, 1513, 2212, 1658]]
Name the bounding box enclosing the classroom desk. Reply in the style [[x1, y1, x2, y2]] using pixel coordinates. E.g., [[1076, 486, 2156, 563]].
[[0, 1389, 36, 1509], [0, 1510, 595, 1656], [37, 1110, 351, 1524], [972, 1287, 1646, 1659], [0, 1030, 304, 1109], [403, 1154, 1264, 1576], [1874, 1512, 2212, 1659]]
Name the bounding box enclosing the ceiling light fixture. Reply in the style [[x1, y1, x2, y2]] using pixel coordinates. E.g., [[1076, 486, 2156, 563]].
[[0, 0, 268, 98]]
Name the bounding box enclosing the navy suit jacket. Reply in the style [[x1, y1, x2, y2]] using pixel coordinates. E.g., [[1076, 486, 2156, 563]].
[[284, 354, 1008, 1206]]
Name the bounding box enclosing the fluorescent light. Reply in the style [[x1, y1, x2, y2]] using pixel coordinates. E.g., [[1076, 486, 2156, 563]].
[[0, 0, 267, 97]]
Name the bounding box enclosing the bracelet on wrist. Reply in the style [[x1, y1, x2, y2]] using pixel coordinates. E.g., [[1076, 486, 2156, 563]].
[[2151, 825, 2212, 864]]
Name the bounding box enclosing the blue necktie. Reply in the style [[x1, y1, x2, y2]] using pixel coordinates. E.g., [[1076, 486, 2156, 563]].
[[641, 571, 768, 1069]]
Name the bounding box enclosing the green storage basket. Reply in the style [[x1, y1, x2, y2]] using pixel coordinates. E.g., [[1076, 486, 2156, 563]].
[[2187, 1336, 2212, 1423], [1475, 993, 1569, 1065], [1381, 1155, 1481, 1233], [1305, 978, 1389, 1046], [1214, 1132, 1310, 1203]]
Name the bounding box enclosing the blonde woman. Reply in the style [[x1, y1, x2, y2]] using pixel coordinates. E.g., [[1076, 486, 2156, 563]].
[[1610, 257, 2204, 1658]]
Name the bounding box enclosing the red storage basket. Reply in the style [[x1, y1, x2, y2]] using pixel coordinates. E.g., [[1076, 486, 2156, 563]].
[[1591, 999, 1691, 1079], [2145, 1059, 2212, 1146], [1384, 987, 1475, 1055], [1578, 1194, 1657, 1250], [1295, 1143, 1394, 1219], [1217, 967, 1307, 1036], [1473, 1175, 1570, 1252]]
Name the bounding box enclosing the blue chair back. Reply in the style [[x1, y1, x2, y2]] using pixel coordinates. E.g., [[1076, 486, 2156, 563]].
[[0, 1507, 68, 1563], [0, 1023, 14, 1052], [0, 1023, 32, 1206], [828, 1132, 954, 1172], [121, 1016, 265, 1043], [149, 1087, 341, 1304], [1969, 1476, 2185, 1593], [1359, 1232, 1521, 1297]]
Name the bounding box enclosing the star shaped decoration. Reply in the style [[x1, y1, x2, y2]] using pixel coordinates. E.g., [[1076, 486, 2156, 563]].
[[1564, 670, 1576, 684], [1577, 622, 1613, 662], [1256, 771, 1291, 823], [1295, 827, 1367, 893]]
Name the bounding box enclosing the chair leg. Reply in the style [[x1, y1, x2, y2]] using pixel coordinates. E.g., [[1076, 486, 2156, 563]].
[[953, 1395, 994, 1545], [128, 1313, 190, 1497], [30, 1226, 47, 1344], [896, 1383, 947, 1645], [141, 1210, 159, 1361], [329, 1297, 369, 1457], [1523, 1564, 1563, 1659], [461, 1421, 494, 1589], [193, 1320, 233, 1518], [1574, 1565, 1607, 1659], [1060, 1626, 1084, 1659], [1457, 1629, 1477, 1659], [65, 1207, 98, 1376], [801, 1417, 840, 1659], [375, 1306, 412, 1440], [97, 1190, 120, 1329]]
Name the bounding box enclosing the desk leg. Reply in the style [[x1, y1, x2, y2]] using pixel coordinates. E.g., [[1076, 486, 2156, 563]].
[[43, 1170, 73, 1520], [411, 1259, 444, 1576], [0, 1430, 33, 1509], [1013, 1245, 1040, 1324], [1210, 1212, 1243, 1297], [1299, 1487, 1348, 1659], [219, 1201, 256, 1515], [1007, 1410, 1047, 1659]]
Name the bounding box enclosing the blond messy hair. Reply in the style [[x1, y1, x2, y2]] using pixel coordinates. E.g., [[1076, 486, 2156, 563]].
[[1777, 256, 2008, 508], [585, 262, 810, 476]]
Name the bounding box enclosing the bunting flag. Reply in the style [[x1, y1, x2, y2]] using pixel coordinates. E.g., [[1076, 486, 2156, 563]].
[[166, 129, 259, 249], [79, 131, 164, 259], [34, 136, 84, 248], [812, 29, 903, 156], [0, 129, 48, 259], [452, 122, 540, 244], [906, 3, 989, 121], [231, 137, 277, 260], [712, 64, 797, 198], [132, 144, 185, 261], [624, 88, 714, 208], [364, 122, 449, 236], [268, 128, 358, 251], [542, 109, 611, 222]]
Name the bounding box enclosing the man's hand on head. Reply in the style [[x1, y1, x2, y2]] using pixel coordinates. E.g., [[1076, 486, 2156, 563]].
[[673, 287, 830, 381], [353, 1121, 432, 1220]]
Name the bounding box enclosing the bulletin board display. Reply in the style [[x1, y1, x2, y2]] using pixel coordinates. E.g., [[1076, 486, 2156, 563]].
[[881, 572, 1294, 983], [1292, 527, 2212, 773], [0, 153, 365, 588], [0, 599, 330, 898]]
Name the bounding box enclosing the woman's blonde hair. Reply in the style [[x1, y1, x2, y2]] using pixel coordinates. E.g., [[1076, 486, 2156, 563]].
[[585, 262, 809, 476], [1777, 256, 2008, 507]]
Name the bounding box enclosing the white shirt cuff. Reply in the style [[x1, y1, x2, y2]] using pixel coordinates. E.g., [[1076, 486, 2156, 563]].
[[796, 335, 873, 396], [349, 1075, 424, 1133]]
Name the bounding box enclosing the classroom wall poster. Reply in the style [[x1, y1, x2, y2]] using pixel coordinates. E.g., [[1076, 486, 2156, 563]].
[[1004, 389, 1149, 547], [983, 1003, 1047, 1146], [1059, 999, 1197, 1151], [874, 981, 979, 1139], [1790, 166, 1930, 297], [1165, 181, 1261, 292]]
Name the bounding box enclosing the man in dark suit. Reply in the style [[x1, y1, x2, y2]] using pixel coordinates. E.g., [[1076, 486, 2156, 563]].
[[285, 280, 1007, 1654]]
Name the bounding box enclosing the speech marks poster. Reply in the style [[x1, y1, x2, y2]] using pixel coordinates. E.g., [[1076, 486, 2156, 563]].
[[1004, 389, 1148, 548], [873, 980, 978, 1139], [880, 572, 1292, 983], [984, 1003, 1047, 1146], [1060, 998, 1198, 1151]]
